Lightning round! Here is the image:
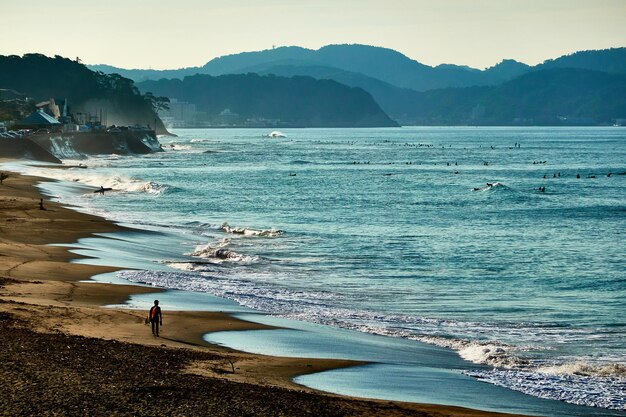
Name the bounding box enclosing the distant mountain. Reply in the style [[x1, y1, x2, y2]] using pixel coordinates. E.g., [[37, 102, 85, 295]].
[[90, 45, 626, 92], [90, 44, 529, 91], [406, 69, 626, 126], [90, 45, 626, 126], [136, 73, 398, 127], [0, 54, 167, 133], [538, 48, 626, 74], [483, 59, 532, 81], [88, 64, 203, 84]]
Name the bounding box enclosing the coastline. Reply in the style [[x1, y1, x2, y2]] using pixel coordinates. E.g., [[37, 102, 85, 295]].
[[0, 168, 535, 417]]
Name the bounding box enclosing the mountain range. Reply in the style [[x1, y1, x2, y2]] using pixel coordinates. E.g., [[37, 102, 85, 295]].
[[91, 45, 626, 126], [90, 44, 535, 90]]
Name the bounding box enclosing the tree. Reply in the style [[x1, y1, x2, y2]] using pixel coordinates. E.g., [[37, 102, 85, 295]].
[[144, 92, 170, 113]]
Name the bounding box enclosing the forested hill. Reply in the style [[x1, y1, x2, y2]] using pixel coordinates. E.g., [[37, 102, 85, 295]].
[[0, 54, 167, 133], [407, 68, 626, 125], [136, 73, 399, 127], [538, 48, 626, 74]]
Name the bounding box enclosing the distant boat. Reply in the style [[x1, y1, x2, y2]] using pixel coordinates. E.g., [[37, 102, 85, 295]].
[[267, 131, 286, 138]]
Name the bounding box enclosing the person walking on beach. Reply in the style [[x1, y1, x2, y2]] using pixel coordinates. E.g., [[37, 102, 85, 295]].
[[149, 300, 163, 337]]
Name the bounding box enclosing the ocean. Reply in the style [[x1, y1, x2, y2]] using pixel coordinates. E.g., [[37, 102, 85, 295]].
[[8, 126, 625, 415]]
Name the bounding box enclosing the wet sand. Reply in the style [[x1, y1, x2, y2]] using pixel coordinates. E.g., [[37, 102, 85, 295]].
[[0, 169, 533, 416]]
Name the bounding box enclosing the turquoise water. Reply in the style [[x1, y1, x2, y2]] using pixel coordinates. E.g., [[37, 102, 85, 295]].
[[9, 127, 625, 412]]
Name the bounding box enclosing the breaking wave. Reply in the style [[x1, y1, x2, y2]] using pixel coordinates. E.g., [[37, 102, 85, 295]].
[[538, 362, 626, 378], [21, 164, 171, 195], [164, 143, 192, 151], [80, 176, 170, 195], [472, 182, 508, 192], [220, 222, 284, 237], [417, 336, 528, 368], [466, 368, 626, 410], [188, 239, 259, 263]]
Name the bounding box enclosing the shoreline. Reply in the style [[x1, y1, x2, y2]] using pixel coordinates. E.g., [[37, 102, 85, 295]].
[[0, 168, 537, 416]]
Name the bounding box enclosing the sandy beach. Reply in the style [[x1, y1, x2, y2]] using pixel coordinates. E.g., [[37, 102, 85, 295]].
[[0, 168, 534, 417]]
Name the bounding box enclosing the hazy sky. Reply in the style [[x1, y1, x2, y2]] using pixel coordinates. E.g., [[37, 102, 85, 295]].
[[2, 0, 625, 69]]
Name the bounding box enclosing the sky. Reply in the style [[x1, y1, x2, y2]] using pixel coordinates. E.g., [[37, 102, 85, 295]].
[[1, 0, 626, 70]]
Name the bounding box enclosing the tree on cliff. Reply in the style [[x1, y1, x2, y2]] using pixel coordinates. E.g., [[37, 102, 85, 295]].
[[144, 92, 170, 112]]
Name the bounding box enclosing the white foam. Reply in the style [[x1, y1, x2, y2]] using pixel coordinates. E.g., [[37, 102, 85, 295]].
[[467, 368, 626, 410], [220, 222, 284, 237], [538, 361, 626, 378], [48, 136, 84, 159], [165, 143, 192, 151], [17, 164, 169, 195], [167, 262, 198, 271], [189, 239, 259, 263]]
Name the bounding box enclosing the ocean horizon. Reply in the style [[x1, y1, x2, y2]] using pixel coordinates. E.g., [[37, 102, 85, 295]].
[[5, 126, 625, 416]]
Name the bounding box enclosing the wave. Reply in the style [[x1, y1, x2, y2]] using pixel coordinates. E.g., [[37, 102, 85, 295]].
[[220, 222, 284, 237], [165, 143, 192, 151], [79, 176, 170, 195], [138, 181, 170, 195], [538, 361, 626, 378], [188, 239, 259, 263], [21, 164, 171, 196], [466, 368, 626, 410], [472, 182, 509, 192], [417, 336, 528, 368]]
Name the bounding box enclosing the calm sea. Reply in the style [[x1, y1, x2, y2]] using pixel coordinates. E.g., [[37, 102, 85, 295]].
[[15, 127, 626, 411]]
